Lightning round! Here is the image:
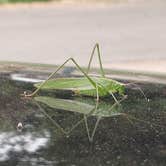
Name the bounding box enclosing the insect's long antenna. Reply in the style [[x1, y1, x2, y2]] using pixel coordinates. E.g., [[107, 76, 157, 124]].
[[121, 113, 165, 128], [125, 82, 148, 101], [87, 43, 105, 77], [25, 58, 98, 98]]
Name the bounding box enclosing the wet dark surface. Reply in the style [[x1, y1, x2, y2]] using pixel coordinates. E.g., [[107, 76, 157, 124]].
[[0, 73, 166, 166]]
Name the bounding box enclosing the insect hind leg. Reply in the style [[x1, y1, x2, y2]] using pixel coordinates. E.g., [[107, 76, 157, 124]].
[[23, 57, 99, 101], [84, 115, 101, 142], [108, 90, 121, 105], [86, 43, 105, 77]]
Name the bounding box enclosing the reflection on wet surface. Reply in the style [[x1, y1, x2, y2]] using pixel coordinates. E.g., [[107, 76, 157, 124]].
[[0, 75, 166, 165]]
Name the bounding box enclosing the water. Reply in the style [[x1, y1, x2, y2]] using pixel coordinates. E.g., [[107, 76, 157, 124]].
[[0, 74, 166, 166]]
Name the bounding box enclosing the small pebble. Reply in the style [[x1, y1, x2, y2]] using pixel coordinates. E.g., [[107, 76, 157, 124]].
[[17, 122, 23, 132]]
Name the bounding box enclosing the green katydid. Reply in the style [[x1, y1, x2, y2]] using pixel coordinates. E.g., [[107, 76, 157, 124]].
[[34, 95, 158, 142], [34, 95, 126, 142], [23, 43, 146, 103]]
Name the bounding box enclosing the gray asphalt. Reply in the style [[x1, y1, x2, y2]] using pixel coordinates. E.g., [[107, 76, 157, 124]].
[[0, 1, 166, 70]]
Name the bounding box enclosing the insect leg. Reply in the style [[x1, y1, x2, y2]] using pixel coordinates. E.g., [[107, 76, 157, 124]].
[[24, 58, 99, 100], [108, 90, 120, 105], [84, 116, 91, 141], [35, 101, 68, 135], [70, 58, 100, 101], [83, 100, 100, 142], [84, 115, 101, 142], [107, 94, 127, 112], [86, 43, 105, 77], [90, 116, 101, 142], [95, 82, 99, 101], [23, 59, 74, 97], [66, 101, 99, 136]]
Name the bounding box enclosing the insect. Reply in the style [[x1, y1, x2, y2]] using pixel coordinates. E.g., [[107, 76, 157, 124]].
[[23, 43, 143, 103], [34, 95, 126, 142], [34, 95, 152, 142]]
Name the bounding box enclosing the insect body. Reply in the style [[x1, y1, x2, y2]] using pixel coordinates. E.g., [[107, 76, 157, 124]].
[[34, 95, 125, 142], [34, 77, 125, 98], [24, 43, 125, 103]]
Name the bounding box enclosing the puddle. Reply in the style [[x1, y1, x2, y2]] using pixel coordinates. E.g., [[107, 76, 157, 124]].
[[0, 74, 166, 166]]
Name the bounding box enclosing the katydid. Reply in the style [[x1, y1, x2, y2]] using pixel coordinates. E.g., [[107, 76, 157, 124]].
[[34, 95, 126, 142], [34, 95, 155, 142], [23, 43, 145, 103]]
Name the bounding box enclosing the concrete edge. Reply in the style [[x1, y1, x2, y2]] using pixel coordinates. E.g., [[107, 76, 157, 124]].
[[1, 61, 166, 84]]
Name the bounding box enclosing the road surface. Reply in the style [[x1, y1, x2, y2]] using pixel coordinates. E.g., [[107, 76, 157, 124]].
[[0, 1, 166, 73]]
